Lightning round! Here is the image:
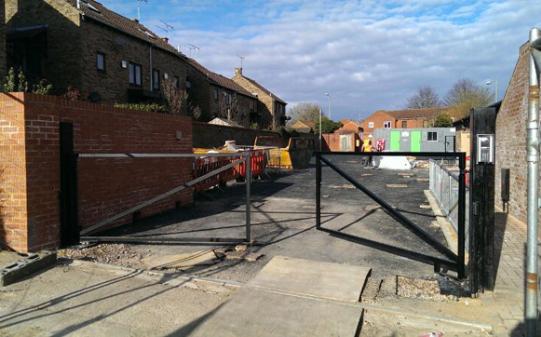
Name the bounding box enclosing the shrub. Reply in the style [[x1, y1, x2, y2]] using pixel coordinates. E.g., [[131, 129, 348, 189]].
[[64, 86, 81, 101], [434, 113, 453, 127], [32, 79, 54, 95], [114, 103, 168, 113]]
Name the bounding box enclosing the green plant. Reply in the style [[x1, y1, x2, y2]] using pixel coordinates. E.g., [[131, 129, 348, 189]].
[[114, 103, 168, 113], [2, 68, 16, 92], [16, 69, 28, 92], [32, 79, 53, 95], [434, 113, 453, 127]]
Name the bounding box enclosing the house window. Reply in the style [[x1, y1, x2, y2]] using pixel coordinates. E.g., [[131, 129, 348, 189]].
[[128, 62, 142, 86], [96, 52, 106, 72], [383, 121, 392, 128], [427, 131, 438, 141], [174, 76, 180, 89], [368, 122, 374, 129], [152, 69, 160, 91], [213, 88, 218, 101], [401, 121, 407, 128]]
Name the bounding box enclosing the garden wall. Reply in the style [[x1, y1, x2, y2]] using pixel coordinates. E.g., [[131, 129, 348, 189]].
[[0, 93, 193, 252]]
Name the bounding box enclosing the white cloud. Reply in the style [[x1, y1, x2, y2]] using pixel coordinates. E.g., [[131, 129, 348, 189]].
[[126, 0, 541, 120]]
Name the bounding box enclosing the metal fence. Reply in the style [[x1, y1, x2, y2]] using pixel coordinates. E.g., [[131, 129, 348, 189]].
[[429, 159, 469, 240]]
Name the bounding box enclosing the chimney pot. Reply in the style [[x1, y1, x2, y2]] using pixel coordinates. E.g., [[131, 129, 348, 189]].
[[235, 67, 243, 76]]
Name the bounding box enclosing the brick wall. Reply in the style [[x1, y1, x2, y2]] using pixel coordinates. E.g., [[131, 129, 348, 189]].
[[193, 121, 284, 148], [208, 85, 254, 128], [6, 0, 83, 92], [360, 111, 395, 136], [232, 70, 275, 129], [322, 133, 359, 152], [80, 20, 188, 103], [494, 42, 537, 224], [0, 93, 28, 252], [0, 93, 193, 252]]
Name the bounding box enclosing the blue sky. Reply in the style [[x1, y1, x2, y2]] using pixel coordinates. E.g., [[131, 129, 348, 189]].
[[103, 0, 540, 121]]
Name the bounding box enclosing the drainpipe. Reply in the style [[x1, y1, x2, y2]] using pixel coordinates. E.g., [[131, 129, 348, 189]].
[[526, 27, 541, 337], [149, 45, 153, 92]]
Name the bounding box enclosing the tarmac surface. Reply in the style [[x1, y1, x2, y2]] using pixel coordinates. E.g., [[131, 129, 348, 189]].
[[98, 155, 451, 282]]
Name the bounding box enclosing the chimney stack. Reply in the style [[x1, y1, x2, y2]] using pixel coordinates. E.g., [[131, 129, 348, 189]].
[[235, 67, 243, 76]]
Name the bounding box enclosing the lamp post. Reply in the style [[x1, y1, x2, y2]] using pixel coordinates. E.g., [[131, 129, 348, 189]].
[[485, 79, 498, 103], [324, 92, 332, 120], [319, 106, 322, 151]]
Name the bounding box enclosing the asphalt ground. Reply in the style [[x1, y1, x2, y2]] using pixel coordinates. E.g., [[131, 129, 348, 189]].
[[98, 155, 451, 281]]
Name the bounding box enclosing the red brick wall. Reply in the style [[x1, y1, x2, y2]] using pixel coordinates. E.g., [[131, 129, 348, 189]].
[[495, 43, 534, 224], [0, 93, 28, 251], [1, 93, 193, 252], [322, 133, 358, 152], [360, 111, 395, 136]]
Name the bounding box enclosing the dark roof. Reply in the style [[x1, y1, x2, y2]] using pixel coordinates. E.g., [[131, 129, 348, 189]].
[[376, 107, 449, 120], [187, 58, 255, 98], [238, 74, 286, 104], [71, 0, 185, 57]]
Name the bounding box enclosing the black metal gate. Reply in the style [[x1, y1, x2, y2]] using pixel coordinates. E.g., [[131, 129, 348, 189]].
[[315, 151, 467, 279], [59, 122, 79, 246]]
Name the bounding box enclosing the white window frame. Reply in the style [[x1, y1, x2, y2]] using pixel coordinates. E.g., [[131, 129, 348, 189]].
[[383, 121, 392, 128], [368, 122, 374, 129], [96, 52, 106, 72]]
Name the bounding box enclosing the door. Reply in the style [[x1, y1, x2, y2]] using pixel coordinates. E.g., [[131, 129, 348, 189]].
[[390, 131, 400, 151], [340, 135, 353, 151], [410, 131, 421, 152]]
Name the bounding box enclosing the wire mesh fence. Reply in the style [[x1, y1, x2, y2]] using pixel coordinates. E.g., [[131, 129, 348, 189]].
[[429, 159, 470, 247]]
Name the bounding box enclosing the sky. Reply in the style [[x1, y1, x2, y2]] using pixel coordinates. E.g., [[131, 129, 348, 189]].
[[103, 0, 541, 121]]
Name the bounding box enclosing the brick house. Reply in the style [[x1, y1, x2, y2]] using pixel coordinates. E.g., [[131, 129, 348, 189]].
[[288, 120, 315, 134], [5, 0, 189, 103], [360, 107, 448, 136], [232, 67, 287, 130], [186, 58, 258, 128], [335, 119, 362, 134], [494, 42, 540, 225]]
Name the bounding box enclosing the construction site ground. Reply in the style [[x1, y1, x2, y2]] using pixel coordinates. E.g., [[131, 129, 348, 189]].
[[0, 155, 535, 336]]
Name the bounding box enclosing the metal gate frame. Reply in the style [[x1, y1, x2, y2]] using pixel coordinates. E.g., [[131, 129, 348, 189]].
[[60, 149, 260, 246], [315, 151, 467, 279]]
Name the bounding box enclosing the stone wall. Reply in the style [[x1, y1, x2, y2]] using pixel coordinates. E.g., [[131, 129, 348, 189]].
[[494, 42, 536, 224], [0, 93, 193, 252], [193, 121, 284, 148], [6, 0, 83, 93]]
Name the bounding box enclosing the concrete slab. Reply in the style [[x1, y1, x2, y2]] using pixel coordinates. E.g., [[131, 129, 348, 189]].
[[248, 256, 371, 302], [188, 287, 363, 337]]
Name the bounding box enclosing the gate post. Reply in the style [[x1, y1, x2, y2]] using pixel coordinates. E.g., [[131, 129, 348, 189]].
[[469, 106, 497, 293], [59, 122, 79, 246]]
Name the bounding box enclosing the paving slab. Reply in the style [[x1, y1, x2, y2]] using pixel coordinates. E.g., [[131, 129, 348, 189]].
[[248, 255, 371, 302], [188, 287, 363, 337]]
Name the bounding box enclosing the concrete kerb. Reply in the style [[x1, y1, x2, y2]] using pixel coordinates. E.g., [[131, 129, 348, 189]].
[[65, 258, 493, 333], [0, 251, 57, 286]]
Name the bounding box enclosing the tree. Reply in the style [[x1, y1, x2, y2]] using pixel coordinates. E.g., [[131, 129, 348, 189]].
[[287, 102, 321, 123], [162, 78, 188, 115], [444, 79, 492, 119], [407, 86, 441, 109], [317, 116, 341, 133], [434, 113, 453, 127]]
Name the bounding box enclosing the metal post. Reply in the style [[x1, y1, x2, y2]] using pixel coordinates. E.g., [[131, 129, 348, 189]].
[[526, 27, 541, 336], [316, 152, 321, 229], [245, 152, 252, 243], [457, 153, 466, 279], [319, 108, 323, 151]]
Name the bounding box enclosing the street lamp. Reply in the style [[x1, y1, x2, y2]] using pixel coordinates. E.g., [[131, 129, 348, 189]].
[[319, 106, 322, 151], [324, 92, 332, 120], [485, 79, 498, 103]]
